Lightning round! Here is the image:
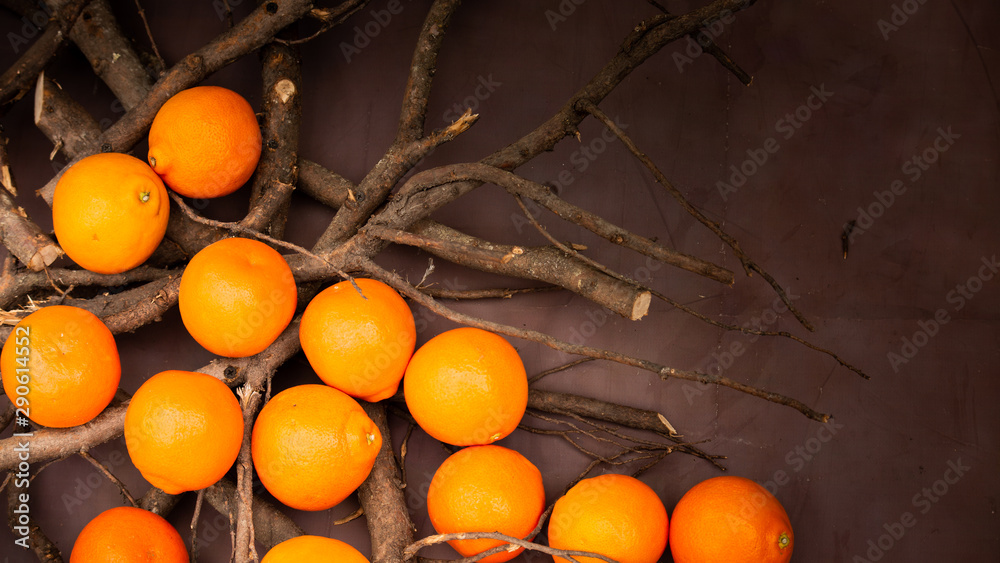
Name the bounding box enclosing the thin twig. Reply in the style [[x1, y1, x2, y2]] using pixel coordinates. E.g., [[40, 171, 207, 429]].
[[528, 358, 596, 385], [359, 258, 831, 422], [220, 0, 234, 27], [191, 488, 204, 562], [132, 0, 165, 74], [578, 99, 815, 331], [513, 194, 650, 293], [404, 530, 616, 563], [420, 285, 560, 301], [79, 450, 137, 507], [333, 507, 365, 525], [234, 384, 264, 563], [168, 191, 353, 283], [647, 0, 752, 84], [649, 289, 869, 378], [274, 5, 371, 45], [395, 422, 416, 490]]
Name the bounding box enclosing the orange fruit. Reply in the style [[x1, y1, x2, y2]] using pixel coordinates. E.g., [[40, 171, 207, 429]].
[[299, 278, 416, 402], [548, 473, 668, 563], [0, 305, 120, 428], [52, 152, 169, 274], [70, 506, 188, 562], [261, 535, 370, 563], [669, 476, 793, 563], [124, 370, 243, 495], [427, 445, 545, 563], [179, 237, 297, 358], [404, 327, 527, 446], [251, 384, 382, 511], [147, 85, 262, 198]]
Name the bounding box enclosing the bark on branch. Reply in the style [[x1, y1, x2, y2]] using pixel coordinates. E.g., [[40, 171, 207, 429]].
[[36, 0, 353, 202], [358, 402, 414, 563], [47, 0, 153, 110], [388, 220, 652, 321], [389, 163, 734, 284], [204, 478, 305, 553], [0, 0, 90, 110], [241, 39, 302, 237]]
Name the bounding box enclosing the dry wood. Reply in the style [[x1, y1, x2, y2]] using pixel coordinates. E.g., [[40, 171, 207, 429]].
[[0, 1, 871, 561]]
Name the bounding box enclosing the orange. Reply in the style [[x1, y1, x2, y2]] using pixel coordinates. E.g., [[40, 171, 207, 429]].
[[251, 384, 382, 511], [124, 370, 243, 495], [0, 305, 120, 428], [427, 445, 545, 563], [261, 535, 370, 563], [404, 327, 527, 446], [548, 473, 668, 563], [669, 476, 793, 563], [179, 237, 297, 357], [52, 152, 169, 274], [70, 506, 188, 562], [299, 278, 416, 402], [147, 85, 262, 198]]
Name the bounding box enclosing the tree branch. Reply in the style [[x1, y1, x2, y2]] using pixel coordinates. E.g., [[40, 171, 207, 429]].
[[359, 258, 831, 423], [0, 264, 173, 309], [138, 486, 180, 518], [204, 478, 305, 553], [397, 0, 462, 142], [404, 530, 616, 563], [577, 98, 814, 331], [0, 0, 90, 110], [357, 402, 414, 563], [35, 0, 339, 202], [391, 162, 734, 284], [33, 73, 102, 160], [396, 220, 652, 321], [0, 175, 63, 271], [240, 38, 302, 237], [312, 0, 467, 250], [47, 0, 153, 109]]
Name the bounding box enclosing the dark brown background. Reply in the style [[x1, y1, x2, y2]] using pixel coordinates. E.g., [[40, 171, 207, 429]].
[[0, 0, 997, 561]]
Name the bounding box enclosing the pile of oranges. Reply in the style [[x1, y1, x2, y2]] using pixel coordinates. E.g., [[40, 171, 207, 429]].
[[0, 85, 796, 563]]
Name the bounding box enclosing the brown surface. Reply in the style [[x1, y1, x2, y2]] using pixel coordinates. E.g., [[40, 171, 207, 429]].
[[0, 0, 998, 561]]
